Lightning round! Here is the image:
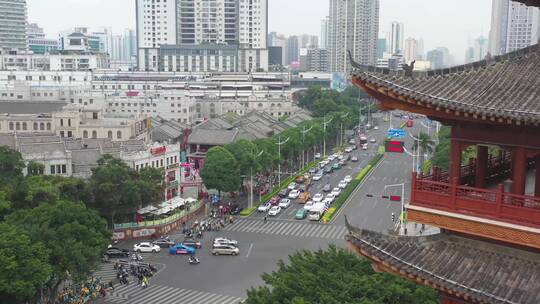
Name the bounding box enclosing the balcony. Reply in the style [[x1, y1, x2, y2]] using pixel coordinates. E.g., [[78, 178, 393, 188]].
[[411, 172, 540, 229]]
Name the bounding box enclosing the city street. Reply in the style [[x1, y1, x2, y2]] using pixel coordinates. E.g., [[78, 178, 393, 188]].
[[97, 115, 426, 304]]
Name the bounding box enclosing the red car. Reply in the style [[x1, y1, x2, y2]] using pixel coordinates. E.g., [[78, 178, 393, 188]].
[[269, 196, 280, 206]]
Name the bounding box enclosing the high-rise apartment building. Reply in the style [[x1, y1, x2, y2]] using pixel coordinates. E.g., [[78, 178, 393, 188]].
[[0, 0, 28, 50], [388, 21, 404, 55], [286, 36, 299, 64], [404, 37, 417, 63], [320, 17, 329, 49], [488, 0, 540, 55], [328, 0, 379, 73], [137, 0, 268, 72]]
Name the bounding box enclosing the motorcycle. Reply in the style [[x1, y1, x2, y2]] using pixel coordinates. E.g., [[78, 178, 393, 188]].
[[188, 256, 200, 265]]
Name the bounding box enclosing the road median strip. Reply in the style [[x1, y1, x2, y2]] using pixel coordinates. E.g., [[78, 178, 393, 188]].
[[321, 150, 384, 223]]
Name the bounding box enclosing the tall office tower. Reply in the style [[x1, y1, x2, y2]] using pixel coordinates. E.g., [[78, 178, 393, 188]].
[[124, 28, 137, 60], [136, 0, 177, 71], [416, 38, 424, 60], [0, 0, 28, 50], [320, 17, 329, 49], [377, 38, 386, 59], [474, 35, 489, 61], [388, 21, 404, 55], [299, 34, 318, 48], [328, 0, 379, 73], [489, 0, 540, 55], [404, 37, 418, 63], [427, 47, 450, 69], [286, 36, 299, 64]]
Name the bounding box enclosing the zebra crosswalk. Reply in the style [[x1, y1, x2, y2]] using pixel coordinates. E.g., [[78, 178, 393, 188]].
[[223, 219, 348, 239], [105, 283, 243, 304]]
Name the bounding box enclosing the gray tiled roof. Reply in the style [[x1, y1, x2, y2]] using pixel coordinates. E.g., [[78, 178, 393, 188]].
[[345, 218, 540, 304], [515, 0, 540, 6], [19, 142, 67, 156], [187, 128, 240, 146], [352, 44, 540, 125]]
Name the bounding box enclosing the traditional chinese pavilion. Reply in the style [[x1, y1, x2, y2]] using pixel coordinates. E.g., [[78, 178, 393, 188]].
[[346, 1, 540, 303]]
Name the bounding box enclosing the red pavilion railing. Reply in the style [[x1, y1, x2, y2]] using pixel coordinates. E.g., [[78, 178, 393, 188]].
[[411, 173, 540, 228]]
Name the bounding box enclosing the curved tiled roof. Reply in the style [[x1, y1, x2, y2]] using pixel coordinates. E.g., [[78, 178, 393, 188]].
[[345, 218, 540, 304], [351, 44, 540, 125], [515, 0, 540, 6]]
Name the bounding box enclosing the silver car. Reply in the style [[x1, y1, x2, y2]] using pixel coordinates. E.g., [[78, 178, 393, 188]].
[[212, 244, 240, 256]]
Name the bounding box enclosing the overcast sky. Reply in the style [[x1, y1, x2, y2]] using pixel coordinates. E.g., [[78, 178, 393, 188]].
[[27, 0, 492, 62]]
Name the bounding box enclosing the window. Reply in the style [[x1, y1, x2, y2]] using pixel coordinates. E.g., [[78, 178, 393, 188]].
[[50, 165, 55, 174], [62, 165, 66, 174], [93, 112, 98, 119], [60, 131, 65, 138], [46, 123, 51, 130], [9, 122, 13, 130], [160, 159, 163, 167], [16, 122, 20, 130], [68, 119, 71, 127], [33, 122, 38, 130], [67, 131, 72, 138], [83, 130, 88, 138], [92, 131, 97, 139], [60, 119, 64, 126], [117, 131, 122, 139], [40, 123, 44, 130], [107, 131, 112, 139]]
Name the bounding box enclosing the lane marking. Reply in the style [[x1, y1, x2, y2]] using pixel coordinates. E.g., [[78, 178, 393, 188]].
[[245, 243, 254, 258]]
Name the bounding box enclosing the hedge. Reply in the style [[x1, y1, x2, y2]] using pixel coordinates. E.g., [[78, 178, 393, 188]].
[[241, 160, 320, 217], [322, 149, 384, 223]]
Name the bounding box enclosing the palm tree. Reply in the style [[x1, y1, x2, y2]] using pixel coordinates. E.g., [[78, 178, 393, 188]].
[[412, 132, 435, 171]]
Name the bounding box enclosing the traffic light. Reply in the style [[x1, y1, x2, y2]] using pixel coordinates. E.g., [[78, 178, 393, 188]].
[[391, 213, 395, 222]]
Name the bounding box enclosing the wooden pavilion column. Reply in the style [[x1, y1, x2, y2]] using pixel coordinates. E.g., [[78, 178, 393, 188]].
[[535, 155, 540, 197], [475, 145, 488, 188], [450, 139, 462, 183], [511, 147, 527, 195]]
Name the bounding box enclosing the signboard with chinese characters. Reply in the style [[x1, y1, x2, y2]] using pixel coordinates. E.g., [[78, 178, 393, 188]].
[[387, 128, 406, 139], [150, 146, 167, 155], [385, 140, 405, 153]]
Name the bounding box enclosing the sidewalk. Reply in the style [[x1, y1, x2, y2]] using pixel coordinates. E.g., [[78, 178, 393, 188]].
[[397, 221, 440, 236]]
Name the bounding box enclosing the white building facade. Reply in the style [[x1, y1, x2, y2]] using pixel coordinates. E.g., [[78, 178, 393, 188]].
[[489, 0, 540, 55], [328, 0, 379, 73]]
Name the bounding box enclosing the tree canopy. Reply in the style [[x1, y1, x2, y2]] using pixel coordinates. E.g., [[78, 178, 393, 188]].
[[200, 147, 241, 194], [245, 245, 438, 304]]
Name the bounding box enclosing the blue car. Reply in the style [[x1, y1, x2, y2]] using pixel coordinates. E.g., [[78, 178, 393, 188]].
[[169, 244, 196, 255]]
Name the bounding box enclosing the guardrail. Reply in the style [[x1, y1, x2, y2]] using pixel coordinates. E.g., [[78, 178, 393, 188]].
[[113, 200, 202, 230]]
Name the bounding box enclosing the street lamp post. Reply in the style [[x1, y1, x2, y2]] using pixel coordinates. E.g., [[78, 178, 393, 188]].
[[275, 135, 290, 186], [384, 183, 405, 233], [301, 125, 313, 170], [339, 112, 349, 148], [323, 116, 333, 157]]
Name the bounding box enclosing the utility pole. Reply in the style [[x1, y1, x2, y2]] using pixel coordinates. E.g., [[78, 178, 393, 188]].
[[340, 112, 349, 148], [301, 125, 313, 169], [249, 150, 264, 209], [323, 116, 333, 157], [275, 135, 290, 186]]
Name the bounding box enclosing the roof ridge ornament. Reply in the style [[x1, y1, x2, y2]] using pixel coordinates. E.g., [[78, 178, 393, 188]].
[[347, 50, 364, 70], [402, 60, 415, 78]]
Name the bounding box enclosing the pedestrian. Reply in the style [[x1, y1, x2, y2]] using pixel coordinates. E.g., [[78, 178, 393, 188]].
[[108, 280, 115, 292], [142, 276, 149, 289], [263, 215, 267, 223]]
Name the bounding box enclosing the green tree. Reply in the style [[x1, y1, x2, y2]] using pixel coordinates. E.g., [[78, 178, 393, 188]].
[[137, 166, 165, 205], [225, 139, 260, 177], [26, 161, 45, 176], [7, 200, 111, 302], [200, 147, 240, 195], [245, 245, 438, 304], [0, 223, 52, 304], [431, 126, 451, 170], [413, 132, 436, 170], [0, 191, 11, 220], [0, 147, 25, 196], [88, 154, 141, 224]]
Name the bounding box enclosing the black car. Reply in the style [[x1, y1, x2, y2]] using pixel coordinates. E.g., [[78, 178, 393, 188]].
[[152, 238, 175, 248], [278, 188, 290, 198], [230, 204, 242, 215], [105, 247, 130, 258], [182, 238, 202, 249]]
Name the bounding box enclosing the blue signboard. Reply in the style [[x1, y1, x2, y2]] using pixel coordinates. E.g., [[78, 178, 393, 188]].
[[387, 128, 406, 138]]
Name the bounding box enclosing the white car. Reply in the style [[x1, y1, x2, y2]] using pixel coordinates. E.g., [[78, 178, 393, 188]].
[[331, 188, 341, 197], [268, 206, 282, 216], [312, 193, 324, 203], [338, 181, 348, 189], [258, 203, 272, 212], [304, 201, 314, 211], [288, 189, 301, 199], [315, 153, 321, 159], [325, 193, 336, 203], [213, 237, 238, 246], [370, 138, 376, 143], [337, 154, 344, 160], [327, 155, 336, 161], [312, 173, 323, 181], [279, 199, 292, 209], [374, 126, 379, 130], [344, 147, 353, 153], [287, 182, 297, 190], [362, 144, 368, 150], [344, 175, 353, 183], [133, 242, 161, 253]]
